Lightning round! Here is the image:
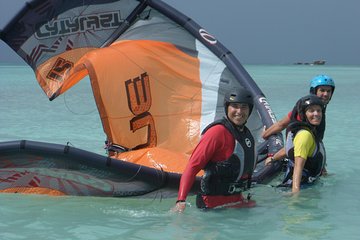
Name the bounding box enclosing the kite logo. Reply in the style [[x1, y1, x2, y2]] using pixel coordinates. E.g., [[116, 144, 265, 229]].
[[125, 72, 157, 149], [245, 138, 252, 148], [259, 97, 277, 123], [199, 29, 217, 45], [47, 57, 74, 82], [35, 11, 123, 39]]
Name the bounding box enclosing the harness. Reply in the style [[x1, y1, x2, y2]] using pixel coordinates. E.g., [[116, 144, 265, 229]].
[[200, 117, 256, 195]]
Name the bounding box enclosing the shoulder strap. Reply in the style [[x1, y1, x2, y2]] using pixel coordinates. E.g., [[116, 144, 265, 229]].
[[201, 117, 226, 135]]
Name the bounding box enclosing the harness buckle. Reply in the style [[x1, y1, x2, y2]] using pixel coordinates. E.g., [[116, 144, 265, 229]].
[[228, 183, 244, 194], [307, 176, 317, 183]]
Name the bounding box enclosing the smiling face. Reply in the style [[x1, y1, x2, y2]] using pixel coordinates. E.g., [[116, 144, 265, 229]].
[[305, 105, 323, 125], [316, 86, 333, 105], [227, 103, 250, 126]]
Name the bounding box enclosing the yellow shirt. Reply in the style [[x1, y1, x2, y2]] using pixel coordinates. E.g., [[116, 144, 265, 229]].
[[293, 130, 316, 160]]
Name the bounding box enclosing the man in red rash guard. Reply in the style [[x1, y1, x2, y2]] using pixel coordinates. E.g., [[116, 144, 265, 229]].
[[172, 88, 257, 212]]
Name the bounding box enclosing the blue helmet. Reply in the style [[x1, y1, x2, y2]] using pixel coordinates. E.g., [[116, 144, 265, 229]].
[[309, 75, 335, 94]]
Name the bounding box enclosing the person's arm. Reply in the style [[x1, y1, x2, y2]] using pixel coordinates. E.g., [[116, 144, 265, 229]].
[[171, 151, 204, 212], [291, 130, 314, 193], [264, 147, 286, 165], [292, 156, 306, 193], [262, 115, 291, 139], [173, 159, 203, 212]]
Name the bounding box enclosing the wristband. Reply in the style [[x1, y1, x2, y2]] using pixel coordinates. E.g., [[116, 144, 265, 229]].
[[176, 200, 186, 203]]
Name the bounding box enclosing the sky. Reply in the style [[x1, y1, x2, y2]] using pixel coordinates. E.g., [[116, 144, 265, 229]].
[[0, 0, 359, 65]]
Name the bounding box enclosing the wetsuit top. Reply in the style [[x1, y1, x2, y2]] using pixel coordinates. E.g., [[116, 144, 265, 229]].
[[285, 122, 326, 181], [177, 117, 255, 201], [287, 105, 326, 140]]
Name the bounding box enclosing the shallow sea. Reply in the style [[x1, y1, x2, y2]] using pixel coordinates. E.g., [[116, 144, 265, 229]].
[[1, 64, 359, 239]]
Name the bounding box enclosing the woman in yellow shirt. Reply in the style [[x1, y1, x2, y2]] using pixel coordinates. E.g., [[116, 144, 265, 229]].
[[266, 95, 326, 193]]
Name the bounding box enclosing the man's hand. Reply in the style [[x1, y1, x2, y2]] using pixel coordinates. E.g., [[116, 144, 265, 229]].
[[171, 201, 186, 213], [264, 157, 274, 166]]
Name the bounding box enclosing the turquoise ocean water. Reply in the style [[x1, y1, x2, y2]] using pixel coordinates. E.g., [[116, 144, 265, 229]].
[[0, 64, 359, 239]]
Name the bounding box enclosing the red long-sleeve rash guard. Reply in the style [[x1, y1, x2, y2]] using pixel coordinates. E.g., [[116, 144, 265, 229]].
[[177, 124, 235, 201], [288, 110, 301, 121]]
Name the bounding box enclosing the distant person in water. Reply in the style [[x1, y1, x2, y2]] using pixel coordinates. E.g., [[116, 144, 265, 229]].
[[262, 75, 335, 174], [265, 95, 326, 193], [172, 88, 257, 212]]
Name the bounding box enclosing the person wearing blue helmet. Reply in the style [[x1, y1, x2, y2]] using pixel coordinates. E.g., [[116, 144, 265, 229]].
[[261, 74, 335, 175], [309, 74, 335, 105], [262, 74, 335, 140]]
